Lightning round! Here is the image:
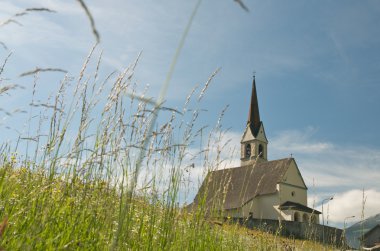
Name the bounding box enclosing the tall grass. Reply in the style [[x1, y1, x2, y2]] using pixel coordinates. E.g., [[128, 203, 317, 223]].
[[0, 41, 257, 249], [1, 2, 246, 248]]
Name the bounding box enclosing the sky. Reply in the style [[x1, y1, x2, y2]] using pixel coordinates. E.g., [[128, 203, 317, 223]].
[[0, 0, 379, 227]]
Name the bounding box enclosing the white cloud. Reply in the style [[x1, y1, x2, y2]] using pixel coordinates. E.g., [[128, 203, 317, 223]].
[[316, 189, 380, 226], [269, 127, 380, 225]]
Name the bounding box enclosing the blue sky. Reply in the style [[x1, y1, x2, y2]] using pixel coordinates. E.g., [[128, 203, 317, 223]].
[[1, 0, 380, 227]]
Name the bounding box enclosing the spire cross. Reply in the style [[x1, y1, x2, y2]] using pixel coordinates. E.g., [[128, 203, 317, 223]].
[[252, 70, 256, 79]]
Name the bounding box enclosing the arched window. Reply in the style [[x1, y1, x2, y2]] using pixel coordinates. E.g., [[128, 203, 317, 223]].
[[303, 214, 309, 223], [258, 144, 264, 158], [294, 212, 300, 222], [245, 144, 251, 158]]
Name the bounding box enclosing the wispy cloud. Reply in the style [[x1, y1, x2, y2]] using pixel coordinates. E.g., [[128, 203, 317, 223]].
[[271, 127, 333, 154], [270, 127, 380, 189]]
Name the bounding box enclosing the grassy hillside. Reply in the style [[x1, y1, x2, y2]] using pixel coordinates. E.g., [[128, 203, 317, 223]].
[[0, 166, 239, 250], [0, 167, 332, 250]]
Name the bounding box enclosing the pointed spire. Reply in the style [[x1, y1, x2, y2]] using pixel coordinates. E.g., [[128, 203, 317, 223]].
[[247, 76, 261, 137]]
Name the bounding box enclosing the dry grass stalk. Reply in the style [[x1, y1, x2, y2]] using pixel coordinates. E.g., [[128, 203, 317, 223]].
[[0, 42, 8, 51], [19, 67, 67, 77], [234, 0, 250, 12], [76, 0, 100, 43], [198, 67, 220, 101], [0, 217, 8, 237], [0, 7, 56, 27], [0, 52, 12, 76], [0, 84, 25, 95]]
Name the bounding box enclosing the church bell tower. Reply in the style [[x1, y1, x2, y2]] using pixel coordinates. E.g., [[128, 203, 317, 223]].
[[241, 77, 268, 165]]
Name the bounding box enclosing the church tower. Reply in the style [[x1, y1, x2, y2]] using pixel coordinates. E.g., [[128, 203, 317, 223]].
[[241, 77, 268, 165]]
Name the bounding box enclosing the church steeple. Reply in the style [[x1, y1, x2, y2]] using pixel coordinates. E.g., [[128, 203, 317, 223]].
[[241, 76, 268, 165], [247, 76, 261, 137]]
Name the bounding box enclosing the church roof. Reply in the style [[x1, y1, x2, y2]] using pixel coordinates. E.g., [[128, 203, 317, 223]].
[[279, 201, 321, 214], [247, 77, 261, 137], [363, 224, 380, 238], [191, 158, 297, 210]]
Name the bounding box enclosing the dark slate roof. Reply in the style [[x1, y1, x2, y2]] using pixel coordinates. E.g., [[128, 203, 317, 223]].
[[247, 77, 261, 137], [363, 224, 380, 238], [191, 158, 296, 210], [279, 201, 321, 214]]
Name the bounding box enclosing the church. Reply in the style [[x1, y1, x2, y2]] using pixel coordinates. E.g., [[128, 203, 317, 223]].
[[187, 77, 321, 223]]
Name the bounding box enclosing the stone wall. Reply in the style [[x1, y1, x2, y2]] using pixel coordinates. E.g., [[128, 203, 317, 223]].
[[229, 217, 343, 246]]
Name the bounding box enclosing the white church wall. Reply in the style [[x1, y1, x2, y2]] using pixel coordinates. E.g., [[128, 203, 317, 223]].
[[257, 194, 281, 220], [282, 161, 306, 188], [241, 197, 259, 218], [241, 193, 280, 220], [278, 183, 307, 206], [274, 207, 293, 221]]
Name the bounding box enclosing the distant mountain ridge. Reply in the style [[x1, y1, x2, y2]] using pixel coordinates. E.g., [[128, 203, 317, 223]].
[[345, 213, 380, 249]]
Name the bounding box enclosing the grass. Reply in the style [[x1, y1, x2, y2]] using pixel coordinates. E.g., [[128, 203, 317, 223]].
[[0, 167, 332, 250], [0, 166, 246, 250]]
